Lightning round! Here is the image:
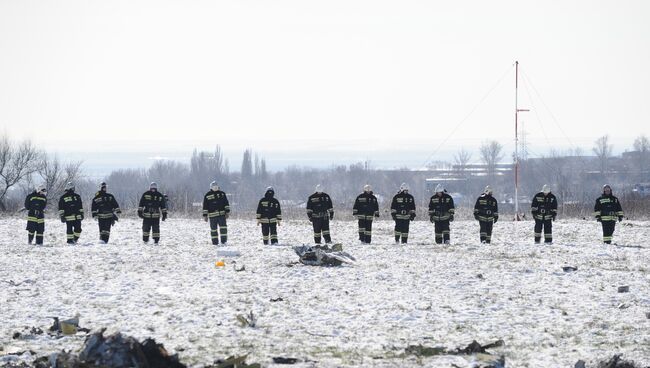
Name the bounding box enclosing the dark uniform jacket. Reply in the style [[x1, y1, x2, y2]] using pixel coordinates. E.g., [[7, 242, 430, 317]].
[[256, 191, 282, 223], [353, 192, 379, 220], [391, 191, 416, 220], [58, 190, 84, 221], [138, 190, 167, 219], [25, 191, 47, 221], [91, 191, 121, 220], [428, 193, 455, 221], [594, 194, 624, 222], [202, 190, 230, 218], [307, 192, 333, 219], [531, 192, 557, 221], [474, 193, 498, 222]]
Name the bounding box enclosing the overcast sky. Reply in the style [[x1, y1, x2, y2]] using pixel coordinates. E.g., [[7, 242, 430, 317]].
[[1, 0, 648, 171]]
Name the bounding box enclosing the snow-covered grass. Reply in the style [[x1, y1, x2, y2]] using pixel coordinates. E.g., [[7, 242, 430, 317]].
[[1, 217, 649, 367]]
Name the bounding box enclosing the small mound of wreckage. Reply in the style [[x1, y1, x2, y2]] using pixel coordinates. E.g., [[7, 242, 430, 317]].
[[3, 328, 261, 368], [293, 244, 356, 266]]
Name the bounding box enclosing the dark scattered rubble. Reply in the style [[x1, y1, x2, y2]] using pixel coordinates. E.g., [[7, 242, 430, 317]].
[[404, 340, 505, 367], [576, 354, 650, 368]]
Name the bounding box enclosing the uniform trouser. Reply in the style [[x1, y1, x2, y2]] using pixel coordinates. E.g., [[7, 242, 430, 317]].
[[434, 220, 450, 244], [358, 218, 373, 243], [26, 219, 45, 245], [601, 221, 616, 244], [143, 218, 161, 243], [261, 222, 278, 244], [98, 218, 113, 243], [479, 221, 494, 243], [312, 217, 331, 244], [209, 216, 228, 245], [534, 219, 552, 243], [394, 219, 410, 243], [66, 220, 82, 243]]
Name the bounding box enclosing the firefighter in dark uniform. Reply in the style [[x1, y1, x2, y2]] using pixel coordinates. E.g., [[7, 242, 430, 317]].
[[58, 182, 84, 244], [594, 184, 624, 244], [203, 181, 230, 245], [353, 184, 379, 244], [25, 185, 47, 245], [138, 182, 167, 244], [256, 186, 282, 245], [306, 184, 334, 244], [391, 183, 416, 244], [428, 184, 455, 244], [474, 185, 498, 244], [531, 184, 557, 244], [91, 182, 121, 244]]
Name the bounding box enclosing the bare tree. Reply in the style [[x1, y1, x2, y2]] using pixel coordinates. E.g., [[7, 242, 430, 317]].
[[593, 135, 613, 174], [454, 148, 472, 175], [479, 140, 503, 179], [0, 135, 42, 211], [633, 135, 650, 174], [37, 154, 84, 200]]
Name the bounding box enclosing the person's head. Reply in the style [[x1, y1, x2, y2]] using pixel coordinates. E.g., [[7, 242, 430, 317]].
[[434, 184, 444, 196], [603, 184, 612, 195], [36, 184, 47, 195], [315, 184, 323, 193], [400, 183, 409, 193], [542, 184, 551, 195], [100, 182, 107, 192], [484, 185, 493, 195], [363, 184, 372, 193], [210, 181, 219, 191], [149, 182, 158, 192], [65, 182, 75, 192], [265, 186, 275, 198]]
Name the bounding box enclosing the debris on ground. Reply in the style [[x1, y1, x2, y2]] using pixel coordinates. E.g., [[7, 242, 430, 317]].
[[12, 327, 43, 340], [272, 356, 299, 364], [563, 266, 578, 272], [574, 354, 647, 368], [206, 355, 261, 368], [404, 340, 505, 367], [618, 286, 630, 293], [293, 244, 356, 266], [236, 311, 257, 328], [270, 297, 284, 302]]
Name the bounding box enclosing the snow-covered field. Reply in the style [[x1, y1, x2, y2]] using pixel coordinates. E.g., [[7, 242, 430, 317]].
[[1, 217, 649, 367]]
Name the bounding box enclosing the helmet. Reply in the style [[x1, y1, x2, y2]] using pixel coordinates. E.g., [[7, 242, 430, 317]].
[[484, 185, 493, 194], [100, 182, 107, 191], [150, 182, 158, 190], [266, 186, 274, 192], [65, 182, 75, 191], [265, 186, 275, 197], [36, 184, 47, 193], [434, 184, 444, 193], [363, 184, 372, 193], [400, 183, 409, 192], [603, 184, 612, 193], [210, 181, 219, 191], [315, 184, 323, 193], [542, 184, 551, 194]]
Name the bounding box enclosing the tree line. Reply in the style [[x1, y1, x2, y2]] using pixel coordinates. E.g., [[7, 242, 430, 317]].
[[1, 134, 649, 219]]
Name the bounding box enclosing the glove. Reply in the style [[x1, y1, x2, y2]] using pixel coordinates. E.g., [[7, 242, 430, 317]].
[[474, 214, 479, 221], [493, 216, 498, 223], [618, 216, 623, 222], [391, 214, 397, 221], [112, 214, 119, 222], [80, 214, 84, 221], [93, 215, 98, 222], [60, 216, 66, 223], [277, 220, 281, 227], [552, 214, 556, 221], [449, 215, 454, 222], [429, 216, 434, 223], [374, 212, 379, 218], [225, 213, 230, 219], [329, 212, 334, 220], [162, 212, 167, 221], [203, 216, 208, 222], [257, 220, 261, 226], [137, 209, 144, 219], [410, 214, 416, 221], [596, 216, 601, 222]]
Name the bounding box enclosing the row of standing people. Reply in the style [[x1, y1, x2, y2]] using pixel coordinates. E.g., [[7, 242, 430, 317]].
[[24, 181, 624, 246]]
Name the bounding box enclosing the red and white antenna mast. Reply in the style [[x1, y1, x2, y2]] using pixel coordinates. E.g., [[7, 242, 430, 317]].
[[514, 61, 529, 220]]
